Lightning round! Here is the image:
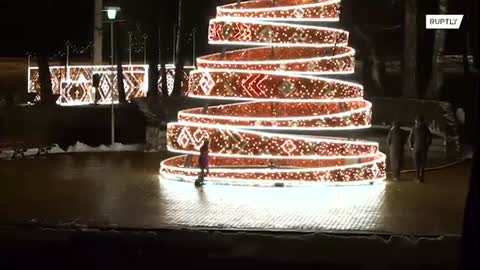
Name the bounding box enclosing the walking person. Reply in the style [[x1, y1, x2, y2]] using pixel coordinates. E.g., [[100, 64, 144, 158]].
[[387, 121, 408, 181], [92, 74, 101, 105], [409, 115, 432, 183], [195, 138, 210, 187]]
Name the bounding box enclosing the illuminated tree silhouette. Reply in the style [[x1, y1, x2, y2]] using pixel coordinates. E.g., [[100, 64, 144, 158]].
[[161, 0, 386, 186]]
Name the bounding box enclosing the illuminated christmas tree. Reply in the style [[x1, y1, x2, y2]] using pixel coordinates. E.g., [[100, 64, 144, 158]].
[[161, 0, 386, 186]]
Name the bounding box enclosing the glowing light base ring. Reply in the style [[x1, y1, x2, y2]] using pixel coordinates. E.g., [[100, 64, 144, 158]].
[[160, 172, 386, 188]]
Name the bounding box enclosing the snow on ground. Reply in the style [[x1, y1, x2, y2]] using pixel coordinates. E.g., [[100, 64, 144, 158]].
[[0, 142, 144, 159], [66, 142, 143, 153]]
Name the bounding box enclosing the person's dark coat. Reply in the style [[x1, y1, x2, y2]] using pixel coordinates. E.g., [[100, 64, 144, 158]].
[[408, 122, 432, 153], [387, 126, 408, 174], [408, 122, 433, 181], [92, 74, 101, 104]]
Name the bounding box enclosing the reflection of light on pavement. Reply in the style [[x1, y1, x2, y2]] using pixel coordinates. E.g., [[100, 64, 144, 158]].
[[158, 176, 386, 231]]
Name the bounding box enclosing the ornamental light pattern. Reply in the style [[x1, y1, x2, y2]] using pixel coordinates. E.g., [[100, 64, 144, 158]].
[[28, 65, 192, 105], [160, 0, 386, 186]]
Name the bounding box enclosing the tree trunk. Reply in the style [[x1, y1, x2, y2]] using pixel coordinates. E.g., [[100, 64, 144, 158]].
[[93, 0, 103, 65], [159, 25, 169, 97], [353, 26, 385, 97], [425, 0, 449, 100], [147, 22, 160, 98], [38, 55, 53, 105], [36, 0, 54, 105], [172, 0, 185, 97], [402, 0, 419, 98], [116, 24, 127, 104]]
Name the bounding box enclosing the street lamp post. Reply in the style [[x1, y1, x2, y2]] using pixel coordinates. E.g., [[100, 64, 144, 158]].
[[105, 6, 120, 146]]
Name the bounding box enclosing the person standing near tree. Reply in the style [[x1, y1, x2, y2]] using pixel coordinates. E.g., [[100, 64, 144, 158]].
[[387, 121, 408, 181], [409, 115, 432, 183], [195, 138, 210, 187], [92, 73, 101, 105]]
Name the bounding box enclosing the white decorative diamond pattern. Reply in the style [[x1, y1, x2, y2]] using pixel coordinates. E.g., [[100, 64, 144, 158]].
[[281, 140, 297, 155], [192, 129, 209, 149], [177, 128, 191, 148], [199, 72, 216, 95], [371, 163, 380, 178], [176, 127, 209, 150]]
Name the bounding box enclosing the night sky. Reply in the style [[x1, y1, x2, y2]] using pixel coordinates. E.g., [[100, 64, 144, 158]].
[[0, 0, 217, 57], [0, 0, 468, 58], [0, 1, 93, 56]]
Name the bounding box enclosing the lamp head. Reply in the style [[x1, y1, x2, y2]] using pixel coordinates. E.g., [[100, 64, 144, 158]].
[[105, 6, 121, 20]]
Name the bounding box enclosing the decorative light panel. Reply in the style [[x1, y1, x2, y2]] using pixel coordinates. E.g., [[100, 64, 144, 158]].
[[28, 65, 192, 105]]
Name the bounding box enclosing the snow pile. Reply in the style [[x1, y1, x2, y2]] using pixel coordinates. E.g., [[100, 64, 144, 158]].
[[0, 142, 145, 159], [49, 145, 67, 154], [66, 142, 143, 153], [0, 151, 13, 159], [0, 146, 64, 159]]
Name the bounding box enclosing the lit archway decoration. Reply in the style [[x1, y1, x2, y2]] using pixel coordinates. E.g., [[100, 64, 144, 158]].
[[160, 0, 386, 186]]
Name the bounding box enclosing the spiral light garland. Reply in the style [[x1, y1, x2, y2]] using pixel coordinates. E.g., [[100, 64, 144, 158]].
[[160, 0, 386, 186]]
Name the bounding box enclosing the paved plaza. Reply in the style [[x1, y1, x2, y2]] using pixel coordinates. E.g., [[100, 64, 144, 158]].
[[0, 152, 470, 235]]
